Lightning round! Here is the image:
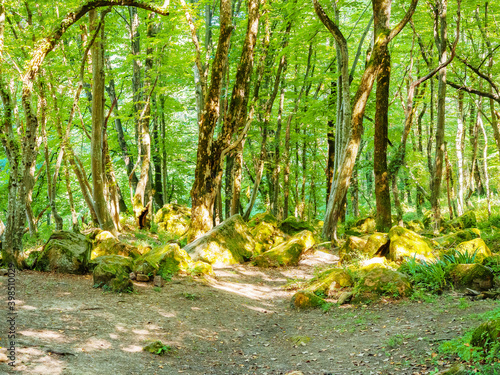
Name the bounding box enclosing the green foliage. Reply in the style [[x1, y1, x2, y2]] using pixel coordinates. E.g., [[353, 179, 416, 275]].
[[399, 257, 449, 293]]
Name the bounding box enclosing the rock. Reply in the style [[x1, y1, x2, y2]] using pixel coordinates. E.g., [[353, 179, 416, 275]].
[[434, 229, 481, 248], [387, 226, 435, 262], [184, 215, 256, 265], [248, 211, 279, 228], [354, 267, 412, 302], [129, 272, 136, 280], [187, 261, 214, 276], [448, 264, 494, 291], [136, 273, 150, 282], [304, 268, 353, 296], [92, 255, 134, 292], [406, 220, 425, 233], [337, 291, 354, 305], [90, 231, 141, 260], [363, 233, 390, 258], [453, 238, 492, 263], [251, 220, 286, 254], [291, 290, 326, 309], [279, 216, 315, 236], [37, 231, 92, 274], [154, 275, 165, 287], [0, 268, 7, 276], [23, 250, 41, 269], [346, 217, 376, 236], [253, 230, 315, 267], [338, 236, 368, 262], [470, 318, 500, 353], [154, 204, 191, 237]]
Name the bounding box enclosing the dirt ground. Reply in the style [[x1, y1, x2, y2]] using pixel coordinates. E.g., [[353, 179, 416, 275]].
[[1, 250, 499, 375]]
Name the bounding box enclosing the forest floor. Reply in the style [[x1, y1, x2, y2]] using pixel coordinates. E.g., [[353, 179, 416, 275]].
[[1, 249, 499, 375]]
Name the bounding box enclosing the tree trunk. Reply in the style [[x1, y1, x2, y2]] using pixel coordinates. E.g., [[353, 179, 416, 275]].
[[455, 90, 465, 216], [90, 9, 116, 233]]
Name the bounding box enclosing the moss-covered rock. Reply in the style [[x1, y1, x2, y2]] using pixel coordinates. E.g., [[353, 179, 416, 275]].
[[187, 261, 214, 276], [290, 290, 326, 309], [154, 204, 191, 236], [347, 217, 376, 235], [447, 264, 494, 291], [36, 231, 91, 274], [184, 214, 256, 265], [91, 231, 141, 260], [363, 233, 390, 259], [434, 229, 481, 248], [470, 318, 500, 353], [92, 255, 134, 292], [387, 226, 435, 262], [279, 216, 315, 235], [251, 220, 286, 254], [23, 250, 41, 269], [248, 212, 279, 228], [354, 267, 412, 302], [338, 236, 368, 262], [253, 230, 315, 267], [303, 268, 353, 296], [143, 340, 172, 355], [406, 220, 425, 233], [453, 238, 492, 263]]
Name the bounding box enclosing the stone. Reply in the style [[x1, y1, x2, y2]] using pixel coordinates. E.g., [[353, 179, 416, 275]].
[[129, 272, 136, 280], [37, 231, 92, 274], [304, 268, 353, 296], [136, 273, 150, 282], [434, 229, 481, 248], [90, 231, 141, 260], [347, 217, 376, 235], [387, 226, 435, 262], [338, 236, 368, 262], [363, 233, 390, 258], [470, 318, 500, 353], [184, 214, 256, 265], [253, 230, 315, 267], [187, 261, 214, 276], [154, 204, 191, 237], [453, 238, 492, 263], [23, 250, 41, 269], [448, 264, 494, 291], [108, 274, 133, 293], [92, 255, 134, 291], [248, 212, 279, 228], [290, 290, 326, 309], [337, 291, 354, 305], [279, 216, 315, 235], [434, 364, 466, 375], [154, 275, 165, 287], [406, 220, 425, 233], [251, 220, 286, 254], [354, 267, 412, 302]]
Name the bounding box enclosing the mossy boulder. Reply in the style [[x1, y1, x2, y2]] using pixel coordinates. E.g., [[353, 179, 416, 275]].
[[36, 231, 91, 274], [251, 220, 286, 254], [434, 229, 481, 248], [338, 236, 368, 263], [470, 318, 500, 353], [453, 238, 492, 263], [253, 230, 315, 267], [363, 233, 390, 258], [354, 267, 412, 302], [187, 261, 214, 276], [447, 264, 494, 291], [406, 220, 425, 233], [92, 255, 134, 292], [304, 268, 353, 296], [91, 231, 141, 260], [291, 290, 326, 309], [248, 212, 279, 228], [154, 204, 191, 236], [347, 217, 376, 235], [279, 216, 315, 236], [184, 214, 256, 265], [387, 226, 435, 262], [23, 249, 41, 269]]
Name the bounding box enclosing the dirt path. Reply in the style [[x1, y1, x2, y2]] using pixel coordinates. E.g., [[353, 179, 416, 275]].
[[1, 251, 498, 375]]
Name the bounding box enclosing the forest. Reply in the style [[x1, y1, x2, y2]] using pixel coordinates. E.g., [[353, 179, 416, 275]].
[[2, 0, 500, 374]]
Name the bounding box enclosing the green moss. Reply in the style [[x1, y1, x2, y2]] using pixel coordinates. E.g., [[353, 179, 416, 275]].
[[434, 229, 481, 248], [187, 261, 214, 276], [247, 212, 278, 228], [154, 204, 191, 237], [354, 267, 412, 302], [454, 238, 492, 263], [388, 226, 435, 262], [184, 214, 256, 265], [91, 231, 141, 260], [279, 216, 315, 235], [290, 290, 326, 309], [93, 255, 134, 293], [253, 230, 315, 267], [338, 236, 368, 263], [304, 268, 353, 295], [143, 340, 172, 355], [470, 318, 500, 353], [447, 263, 494, 291]]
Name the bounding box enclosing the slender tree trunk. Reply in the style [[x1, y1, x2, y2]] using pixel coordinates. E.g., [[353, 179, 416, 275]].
[[63, 157, 80, 232], [456, 90, 465, 216], [478, 114, 491, 218]]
